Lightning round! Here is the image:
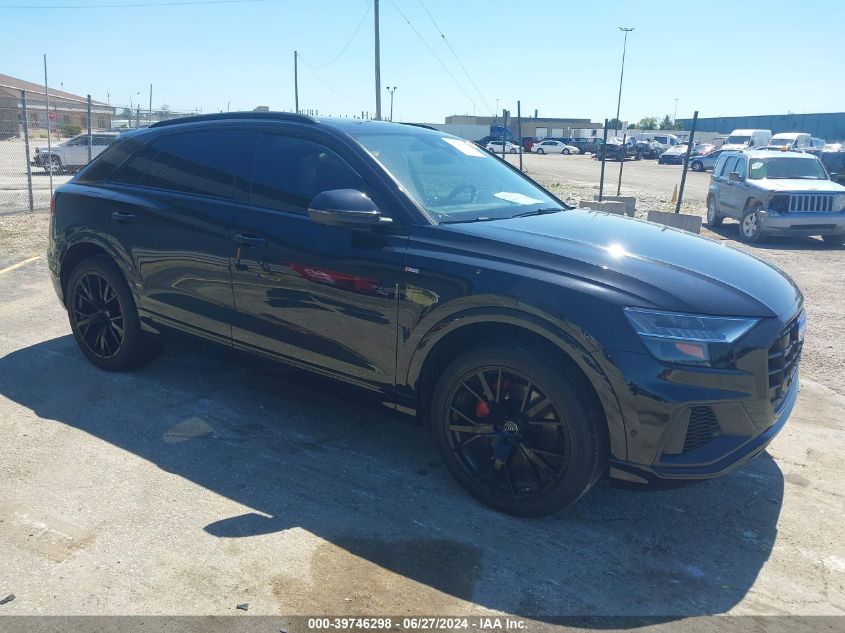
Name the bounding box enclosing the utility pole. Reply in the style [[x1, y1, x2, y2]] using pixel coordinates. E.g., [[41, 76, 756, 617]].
[[43, 54, 52, 194], [374, 0, 381, 120], [615, 27, 634, 136], [294, 51, 299, 113], [674, 98, 678, 123], [386, 86, 397, 121]]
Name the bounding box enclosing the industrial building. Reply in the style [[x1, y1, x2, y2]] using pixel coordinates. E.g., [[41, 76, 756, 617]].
[[676, 112, 845, 142], [442, 114, 601, 141]]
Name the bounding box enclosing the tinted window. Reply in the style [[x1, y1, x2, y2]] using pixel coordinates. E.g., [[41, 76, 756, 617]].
[[249, 134, 366, 214], [112, 130, 251, 199], [735, 157, 747, 179], [721, 156, 738, 177], [77, 136, 144, 183]]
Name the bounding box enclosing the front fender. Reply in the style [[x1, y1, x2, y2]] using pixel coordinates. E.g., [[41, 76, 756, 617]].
[[400, 305, 629, 461]]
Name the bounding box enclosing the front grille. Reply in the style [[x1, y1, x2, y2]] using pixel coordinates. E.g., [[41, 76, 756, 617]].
[[786, 194, 834, 213], [683, 406, 720, 453], [768, 312, 805, 412]]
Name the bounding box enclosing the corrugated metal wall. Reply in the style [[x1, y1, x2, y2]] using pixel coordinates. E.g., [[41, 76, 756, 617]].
[[676, 113, 845, 142]]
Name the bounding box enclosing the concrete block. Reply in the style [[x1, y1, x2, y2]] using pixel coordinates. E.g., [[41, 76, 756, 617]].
[[594, 195, 636, 216], [579, 200, 627, 215], [646, 210, 702, 234]]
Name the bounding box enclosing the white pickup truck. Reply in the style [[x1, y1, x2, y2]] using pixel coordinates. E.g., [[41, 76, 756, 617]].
[[32, 132, 118, 173]]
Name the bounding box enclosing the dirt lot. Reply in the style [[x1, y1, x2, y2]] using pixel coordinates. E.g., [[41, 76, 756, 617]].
[[1, 157, 844, 624]]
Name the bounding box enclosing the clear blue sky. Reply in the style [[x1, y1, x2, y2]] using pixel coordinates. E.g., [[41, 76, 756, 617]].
[[1, 0, 842, 124]]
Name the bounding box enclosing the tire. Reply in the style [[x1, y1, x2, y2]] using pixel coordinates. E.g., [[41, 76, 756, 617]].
[[691, 161, 704, 172], [44, 155, 62, 174], [430, 343, 608, 516], [66, 255, 162, 371], [635, 152, 642, 161], [563, 149, 570, 155], [536, 148, 544, 154], [510, 148, 518, 154], [821, 234, 845, 245], [706, 196, 723, 227], [739, 203, 764, 243]]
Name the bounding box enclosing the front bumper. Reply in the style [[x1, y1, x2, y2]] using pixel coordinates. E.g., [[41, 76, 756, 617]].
[[758, 209, 845, 236], [606, 309, 803, 487]]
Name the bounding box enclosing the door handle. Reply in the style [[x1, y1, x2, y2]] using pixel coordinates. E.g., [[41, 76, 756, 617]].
[[111, 211, 135, 223], [233, 233, 267, 248]]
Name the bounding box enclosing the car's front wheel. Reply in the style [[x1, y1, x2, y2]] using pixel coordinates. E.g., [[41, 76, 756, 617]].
[[706, 196, 723, 227], [563, 149, 570, 155], [430, 343, 607, 516], [536, 148, 544, 154], [43, 155, 62, 174], [739, 203, 764, 243], [67, 256, 161, 371], [691, 161, 704, 172], [510, 148, 518, 154]]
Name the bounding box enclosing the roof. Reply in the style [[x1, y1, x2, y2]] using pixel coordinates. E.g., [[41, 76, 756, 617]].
[[740, 149, 819, 159], [0, 73, 109, 106]]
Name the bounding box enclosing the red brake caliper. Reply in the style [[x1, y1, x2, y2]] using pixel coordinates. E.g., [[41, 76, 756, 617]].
[[474, 377, 510, 419]]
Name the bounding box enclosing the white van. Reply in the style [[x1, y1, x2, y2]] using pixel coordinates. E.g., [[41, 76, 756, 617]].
[[767, 132, 812, 151], [722, 129, 772, 151]]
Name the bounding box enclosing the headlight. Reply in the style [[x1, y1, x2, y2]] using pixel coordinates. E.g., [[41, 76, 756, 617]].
[[624, 308, 758, 366], [833, 194, 845, 212]]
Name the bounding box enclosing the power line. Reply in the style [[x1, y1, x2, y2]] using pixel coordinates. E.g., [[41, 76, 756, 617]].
[[311, 1, 373, 70], [2, 0, 264, 8], [388, 0, 480, 115], [297, 54, 368, 108], [417, 0, 493, 116]]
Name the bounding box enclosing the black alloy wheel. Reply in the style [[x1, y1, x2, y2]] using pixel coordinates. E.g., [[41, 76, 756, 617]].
[[71, 270, 125, 360], [431, 344, 607, 515], [67, 256, 161, 370]]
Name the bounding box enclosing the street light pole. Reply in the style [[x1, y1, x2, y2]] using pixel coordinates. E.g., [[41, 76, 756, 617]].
[[386, 86, 397, 122], [614, 27, 634, 136], [374, 0, 382, 120], [674, 98, 678, 123]]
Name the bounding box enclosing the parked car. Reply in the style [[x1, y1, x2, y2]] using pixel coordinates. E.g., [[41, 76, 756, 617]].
[[766, 132, 812, 152], [533, 140, 578, 155], [520, 137, 539, 153], [564, 137, 603, 154], [50, 112, 806, 515], [822, 143, 843, 152], [721, 129, 772, 152], [819, 149, 845, 185], [707, 150, 845, 243], [594, 137, 642, 161], [690, 149, 726, 172], [632, 133, 682, 148], [485, 140, 519, 154], [32, 132, 118, 173], [657, 143, 713, 165], [808, 138, 826, 156]]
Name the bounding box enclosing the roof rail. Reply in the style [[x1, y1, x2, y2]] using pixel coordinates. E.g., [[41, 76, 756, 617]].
[[149, 111, 318, 129], [401, 122, 438, 131]]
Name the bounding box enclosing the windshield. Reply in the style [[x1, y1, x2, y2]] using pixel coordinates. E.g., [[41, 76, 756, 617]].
[[727, 135, 751, 145], [353, 132, 563, 222], [748, 157, 828, 180]]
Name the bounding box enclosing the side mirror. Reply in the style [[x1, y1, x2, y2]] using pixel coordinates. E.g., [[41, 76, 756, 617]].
[[308, 189, 385, 228], [729, 171, 742, 182]]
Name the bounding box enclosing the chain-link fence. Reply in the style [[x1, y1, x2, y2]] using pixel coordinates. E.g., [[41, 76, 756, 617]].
[[1, 83, 194, 214]]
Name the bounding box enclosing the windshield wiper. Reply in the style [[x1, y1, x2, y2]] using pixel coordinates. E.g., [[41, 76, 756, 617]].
[[509, 207, 564, 219], [439, 216, 501, 225]]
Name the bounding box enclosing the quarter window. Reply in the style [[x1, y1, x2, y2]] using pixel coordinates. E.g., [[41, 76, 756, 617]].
[[249, 134, 365, 214], [111, 130, 251, 199]]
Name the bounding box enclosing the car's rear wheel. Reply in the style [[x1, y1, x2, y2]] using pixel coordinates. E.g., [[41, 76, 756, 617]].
[[510, 148, 518, 154], [739, 203, 764, 243], [706, 196, 723, 227], [691, 161, 704, 172], [563, 149, 570, 155], [536, 148, 544, 154], [67, 256, 161, 371], [430, 344, 607, 516]]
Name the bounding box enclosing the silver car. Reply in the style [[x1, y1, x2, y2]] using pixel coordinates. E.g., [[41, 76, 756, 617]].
[[707, 150, 845, 243]]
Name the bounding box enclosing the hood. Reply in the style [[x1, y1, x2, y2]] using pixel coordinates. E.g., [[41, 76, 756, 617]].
[[721, 143, 749, 151], [758, 178, 845, 192], [442, 209, 802, 318], [663, 146, 687, 155]]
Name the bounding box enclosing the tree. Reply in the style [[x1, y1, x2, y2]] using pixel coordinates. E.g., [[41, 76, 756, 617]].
[[607, 118, 623, 129], [638, 116, 658, 130], [660, 115, 674, 130]]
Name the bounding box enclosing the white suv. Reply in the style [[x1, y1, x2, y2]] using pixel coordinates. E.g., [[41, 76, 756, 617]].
[[33, 133, 118, 173]]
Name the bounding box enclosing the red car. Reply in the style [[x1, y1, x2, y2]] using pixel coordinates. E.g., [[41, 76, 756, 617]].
[[521, 137, 538, 153]]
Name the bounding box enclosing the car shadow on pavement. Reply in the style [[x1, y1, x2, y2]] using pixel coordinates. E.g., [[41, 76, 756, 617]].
[[0, 335, 784, 621], [706, 223, 845, 250]]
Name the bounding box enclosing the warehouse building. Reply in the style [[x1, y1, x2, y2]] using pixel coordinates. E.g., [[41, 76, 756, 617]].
[[444, 114, 602, 140], [676, 112, 845, 142], [0, 73, 113, 140]]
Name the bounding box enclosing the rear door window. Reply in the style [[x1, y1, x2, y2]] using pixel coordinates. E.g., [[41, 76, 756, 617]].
[[720, 156, 738, 177], [735, 157, 747, 179], [111, 129, 252, 199]]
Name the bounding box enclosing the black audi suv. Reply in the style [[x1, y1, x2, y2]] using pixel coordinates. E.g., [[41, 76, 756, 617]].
[[48, 112, 804, 516]]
